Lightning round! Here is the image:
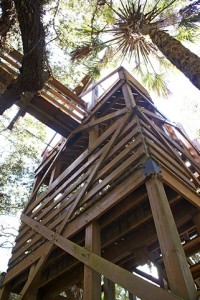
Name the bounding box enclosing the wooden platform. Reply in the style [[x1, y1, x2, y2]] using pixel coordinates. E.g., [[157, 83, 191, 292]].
[[0, 49, 88, 136], [0, 64, 200, 300]]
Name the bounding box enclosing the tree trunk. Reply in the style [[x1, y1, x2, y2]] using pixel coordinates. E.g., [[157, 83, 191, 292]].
[[149, 27, 200, 90], [0, 0, 50, 114]]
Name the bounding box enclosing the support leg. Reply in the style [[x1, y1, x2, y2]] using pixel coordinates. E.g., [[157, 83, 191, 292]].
[[0, 285, 10, 300], [103, 277, 115, 300], [128, 292, 137, 300], [83, 221, 101, 300], [146, 177, 197, 300]]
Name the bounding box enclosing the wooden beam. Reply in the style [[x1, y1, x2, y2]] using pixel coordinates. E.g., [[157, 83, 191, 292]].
[[146, 177, 197, 300], [61, 112, 132, 222], [83, 222, 101, 300], [41, 265, 83, 299], [161, 167, 200, 208], [22, 215, 181, 300], [73, 107, 129, 134], [103, 278, 115, 300], [193, 212, 200, 234], [4, 169, 144, 285], [128, 292, 137, 300], [139, 109, 200, 187], [121, 83, 136, 109], [0, 286, 10, 300], [17, 112, 132, 299]]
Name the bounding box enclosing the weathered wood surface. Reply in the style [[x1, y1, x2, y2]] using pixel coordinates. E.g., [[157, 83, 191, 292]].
[[22, 214, 182, 300], [1, 65, 200, 299]]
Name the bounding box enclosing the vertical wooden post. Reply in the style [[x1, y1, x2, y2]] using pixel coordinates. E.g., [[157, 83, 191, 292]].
[[145, 177, 197, 300], [0, 286, 10, 300], [121, 83, 136, 109], [49, 157, 62, 185], [128, 292, 137, 300], [83, 222, 101, 300], [23, 264, 40, 300], [83, 84, 101, 300], [103, 277, 115, 300], [193, 212, 200, 234]]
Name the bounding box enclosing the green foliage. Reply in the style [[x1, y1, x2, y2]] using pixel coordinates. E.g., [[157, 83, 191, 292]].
[[47, 0, 200, 97], [0, 107, 47, 215]]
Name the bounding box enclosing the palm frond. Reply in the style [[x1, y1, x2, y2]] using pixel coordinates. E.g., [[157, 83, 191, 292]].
[[142, 72, 171, 97], [71, 44, 94, 61], [71, 37, 106, 61], [146, 0, 177, 22], [176, 26, 199, 42], [179, 13, 200, 28]]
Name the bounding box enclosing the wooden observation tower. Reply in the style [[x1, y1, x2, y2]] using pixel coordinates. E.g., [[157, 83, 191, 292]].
[[0, 57, 200, 300]]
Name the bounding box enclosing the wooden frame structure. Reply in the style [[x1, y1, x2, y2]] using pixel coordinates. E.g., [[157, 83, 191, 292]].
[[0, 66, 200, 300]]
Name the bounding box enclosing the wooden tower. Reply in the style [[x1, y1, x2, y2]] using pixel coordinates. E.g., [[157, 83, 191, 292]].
[[0, 67, 200, 300]]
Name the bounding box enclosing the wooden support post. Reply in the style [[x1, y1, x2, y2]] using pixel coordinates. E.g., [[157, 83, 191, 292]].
[[23, 264, 40, 300], [83, 222, 101, 300], [193, 212, 200, 234], [121, 83, 136, 109], [0, 286, 10, 300], [128, 292, 137, 300], [103, 277, 115, 300], [22, 213, 184, 300], [145, 176, 197, 300], [49, 158, 62, 185]]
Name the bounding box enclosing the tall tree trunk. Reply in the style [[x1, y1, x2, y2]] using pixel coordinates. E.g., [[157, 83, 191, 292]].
[[149, 27, 200, 90], [0, 0, 50, 114]]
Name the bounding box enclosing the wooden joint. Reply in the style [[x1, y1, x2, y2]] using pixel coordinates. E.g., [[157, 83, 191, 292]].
[[143, 158, 162, 179]]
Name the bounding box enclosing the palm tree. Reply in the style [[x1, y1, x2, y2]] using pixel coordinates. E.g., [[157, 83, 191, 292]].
[[70, 0, 200, 91]]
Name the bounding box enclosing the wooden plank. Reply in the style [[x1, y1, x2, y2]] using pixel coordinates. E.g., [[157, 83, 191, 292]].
[[161, 167, 200, 208], [4, 169, 144, 285], [146, 177, 197, 300], [121, 82, 136, 108], [27, 102, 71, 134], [83, 222, 101, 300], [63, 168, 144, 238], [37, 199, 195, 291], [48, 77, 86, 109], [103, 278, 115, 300], [40, 91, 82, 122], [12, 119, 141, 260], [41, 265, 83, 299], [73, 107, 129, 134], [78, 147, 145, 209], [44, 84, 86, 115], [82, 79, 125, 121], [24, 115, 120, 215], [139, 110, 200, 187], [123, 69, 151, 99], [143, 128, 189, 175], [11, 137, 142, 262], [13, 120, 138, 251], [141, 118, 200, 172], [148, 147, 195, 189], [193, 212, 200, 234], [0, 52, 20, 69], [57, 112, 132, 223], [22, 215, 182, 300], [0, 286, 10, 300], [23, 138, 67, 212], [80, 67, 121, 97], [16, 113, 132, 299]]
